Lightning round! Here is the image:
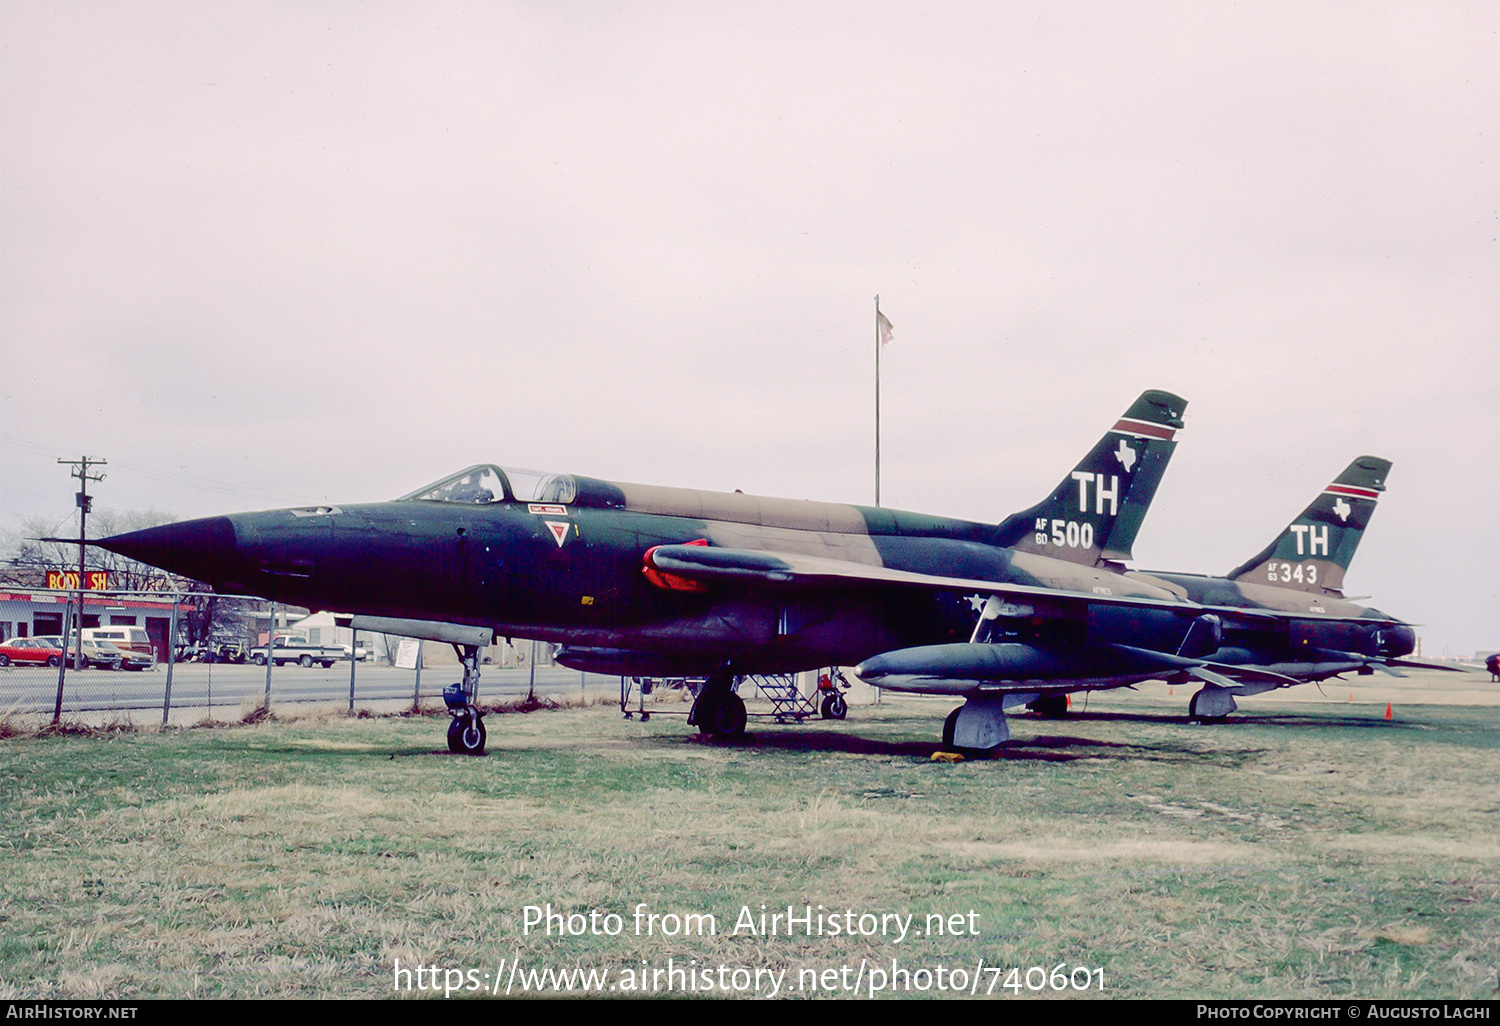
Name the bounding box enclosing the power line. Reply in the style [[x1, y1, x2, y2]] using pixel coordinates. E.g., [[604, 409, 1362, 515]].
[[2, 433, 310, 505]]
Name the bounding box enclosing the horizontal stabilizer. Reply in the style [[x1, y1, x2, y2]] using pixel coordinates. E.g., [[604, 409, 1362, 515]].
[[1384, 657, 1471, 673]]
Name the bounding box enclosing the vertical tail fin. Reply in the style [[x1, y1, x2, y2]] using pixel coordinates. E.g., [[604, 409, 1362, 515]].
[[1225, 456, 1391, 596], [996, 390, 1187, 567]]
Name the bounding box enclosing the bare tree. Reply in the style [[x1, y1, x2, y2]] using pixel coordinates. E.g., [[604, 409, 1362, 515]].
[[0, 509, 192, 591]]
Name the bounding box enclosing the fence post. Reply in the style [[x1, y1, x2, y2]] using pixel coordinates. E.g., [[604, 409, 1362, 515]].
[[52, 599, 74, 723], [262, 601, 276, 711], [162, 596, 179, 726], [412, 644, 423, 709], [348, 628, 357, 713]]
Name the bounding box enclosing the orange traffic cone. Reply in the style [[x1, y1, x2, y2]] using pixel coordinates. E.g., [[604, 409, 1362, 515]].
[[1383, 702, 1393, 720]]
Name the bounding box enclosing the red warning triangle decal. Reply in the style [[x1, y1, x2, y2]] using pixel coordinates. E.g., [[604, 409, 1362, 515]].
[[545, 521, 571, 547]]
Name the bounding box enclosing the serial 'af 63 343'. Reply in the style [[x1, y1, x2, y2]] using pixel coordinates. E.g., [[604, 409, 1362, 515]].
[[98, 390, 1427, 756], [1119, 455, 1458, 719]]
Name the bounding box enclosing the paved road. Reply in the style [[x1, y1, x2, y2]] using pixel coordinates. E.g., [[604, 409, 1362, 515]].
[[0, 662, 624, 715]]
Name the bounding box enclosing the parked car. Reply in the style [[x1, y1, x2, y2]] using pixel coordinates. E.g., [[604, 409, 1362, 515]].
[[93, 640, 152, 671], [0, 636, 117, 669], [0, 637, 65, 667], [76, 639, 124, 670], [81, 627, 156, 667], [26, 637, 78, 668], [249, 637, 345, 668]]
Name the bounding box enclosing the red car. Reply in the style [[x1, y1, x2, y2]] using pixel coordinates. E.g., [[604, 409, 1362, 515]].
[[0, 636, 122, 668], [0, 637, 67, 667]]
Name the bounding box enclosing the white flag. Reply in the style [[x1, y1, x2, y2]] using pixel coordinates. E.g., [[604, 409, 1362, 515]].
[[877, 309, 894, 346]]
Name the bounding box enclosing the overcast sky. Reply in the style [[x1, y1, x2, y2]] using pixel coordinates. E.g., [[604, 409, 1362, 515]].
[[2, 2, 1495, 656]]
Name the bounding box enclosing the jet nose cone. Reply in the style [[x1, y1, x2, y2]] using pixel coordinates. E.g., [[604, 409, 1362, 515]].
[[98, 516, 241, 585]]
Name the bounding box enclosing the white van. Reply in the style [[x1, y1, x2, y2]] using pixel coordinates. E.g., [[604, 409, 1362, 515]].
[[83, 627, 156, 666]]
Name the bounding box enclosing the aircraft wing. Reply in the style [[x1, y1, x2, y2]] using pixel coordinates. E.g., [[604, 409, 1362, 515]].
[[645, 543, 1416, 631], [645, 543, 1211, 613]]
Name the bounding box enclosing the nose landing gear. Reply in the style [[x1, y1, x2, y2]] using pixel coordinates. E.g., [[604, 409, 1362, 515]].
[[443, 644, 487, 755]]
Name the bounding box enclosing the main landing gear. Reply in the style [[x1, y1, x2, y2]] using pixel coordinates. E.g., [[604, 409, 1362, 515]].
[[1188, 683, 1237, 722], [443, 644, 487, 755], [687, 668, 747, 739], [940, 696, 1011, 756]]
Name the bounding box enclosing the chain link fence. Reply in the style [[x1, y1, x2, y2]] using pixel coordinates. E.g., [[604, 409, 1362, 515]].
[[0, 590, 616, 722]]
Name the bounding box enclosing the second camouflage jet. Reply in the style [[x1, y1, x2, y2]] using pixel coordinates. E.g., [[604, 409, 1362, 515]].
[[1120, 456, 1457, 719]]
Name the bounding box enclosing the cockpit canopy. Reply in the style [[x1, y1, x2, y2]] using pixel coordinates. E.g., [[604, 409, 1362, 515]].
[[397, 464, 578, 505]]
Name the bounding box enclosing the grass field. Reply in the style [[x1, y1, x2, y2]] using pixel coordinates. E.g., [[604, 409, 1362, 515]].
[[1, 688, 1495, 1000]]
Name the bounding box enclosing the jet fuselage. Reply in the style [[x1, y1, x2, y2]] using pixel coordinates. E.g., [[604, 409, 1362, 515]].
[[103, 475, 1189, 678]]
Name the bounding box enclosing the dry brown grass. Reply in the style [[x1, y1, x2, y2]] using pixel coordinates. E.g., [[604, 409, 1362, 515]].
[[0, 697, 1495, 1000]]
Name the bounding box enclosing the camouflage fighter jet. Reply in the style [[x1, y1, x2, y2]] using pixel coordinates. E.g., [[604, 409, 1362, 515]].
[[1122, 457, 1460, 719], [96, 390, 1418, 756]]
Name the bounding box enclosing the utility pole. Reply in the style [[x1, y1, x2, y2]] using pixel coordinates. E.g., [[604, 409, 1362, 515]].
[[57, 456, 106, 592], [54, 457, 105, 722]]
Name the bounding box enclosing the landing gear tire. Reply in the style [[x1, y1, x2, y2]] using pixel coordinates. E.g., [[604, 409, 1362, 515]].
[[447, 715, 487, 755], [1028, 694, 1068, 718], [697, 692, 747, 738], [1188, 691, 1227, 723], [820, 693, 848, 720], [941, 707, 961, 749]]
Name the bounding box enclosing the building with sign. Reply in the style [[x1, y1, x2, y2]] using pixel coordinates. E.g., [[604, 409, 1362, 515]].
[[0, 590, 196, 661], [46, 571, 110, 591]]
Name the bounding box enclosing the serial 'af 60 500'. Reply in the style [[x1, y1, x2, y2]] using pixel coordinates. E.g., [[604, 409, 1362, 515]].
[[98, 390, 1429, 755]]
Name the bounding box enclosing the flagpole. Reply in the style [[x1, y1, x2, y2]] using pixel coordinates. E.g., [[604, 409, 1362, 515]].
[[873, 295, 885, 708]]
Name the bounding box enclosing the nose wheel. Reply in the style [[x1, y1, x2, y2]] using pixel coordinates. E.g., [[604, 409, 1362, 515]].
[[447, 712, 487, 754]]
